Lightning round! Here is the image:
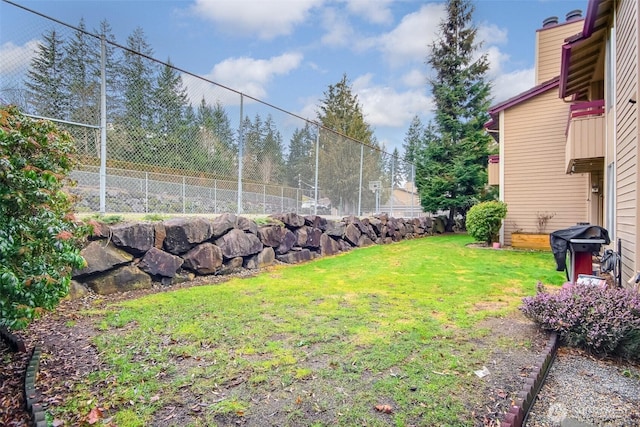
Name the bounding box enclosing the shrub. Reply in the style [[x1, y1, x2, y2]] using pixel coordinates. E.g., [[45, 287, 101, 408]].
[[0, 106, 87, 329], [466, 201, 507, 245], [521, 282, 640, 359]]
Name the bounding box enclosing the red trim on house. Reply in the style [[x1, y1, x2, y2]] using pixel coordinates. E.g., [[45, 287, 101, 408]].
[[565, 99, 605, 135], [488, 155, 499, 164], [486, 78, 560, 131], [559, 0, 604, 98], [582, 0, 602, 37], [488, 77, 559, 116]]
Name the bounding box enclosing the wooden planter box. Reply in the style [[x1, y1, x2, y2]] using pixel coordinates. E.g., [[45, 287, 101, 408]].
[[511, 233, 551, 251]]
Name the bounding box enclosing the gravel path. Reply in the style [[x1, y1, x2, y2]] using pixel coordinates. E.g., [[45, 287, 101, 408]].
[[526, 348, 640, 427]]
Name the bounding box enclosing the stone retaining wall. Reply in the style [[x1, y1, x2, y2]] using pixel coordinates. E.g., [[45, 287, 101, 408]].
[[73, 213, 434, 295]]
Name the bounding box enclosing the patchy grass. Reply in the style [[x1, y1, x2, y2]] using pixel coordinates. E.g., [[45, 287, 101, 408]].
[[55, 233, 563, 426]]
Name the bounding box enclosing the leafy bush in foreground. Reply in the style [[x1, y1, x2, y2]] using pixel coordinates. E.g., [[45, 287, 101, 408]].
[[521, 282, 640, 359], [466, 201, 507, 245], [0, 106, 87, 329]]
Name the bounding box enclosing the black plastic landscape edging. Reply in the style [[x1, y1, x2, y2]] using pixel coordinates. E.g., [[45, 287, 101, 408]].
[[500, 332, 559, 427], [0, 326, 46, 426], [24, 346, 47, 427]]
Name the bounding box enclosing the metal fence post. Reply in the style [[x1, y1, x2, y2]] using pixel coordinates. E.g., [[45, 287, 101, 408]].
[[237, 94, 244, 214], [314, 124, 320, 216], [411, 164, 415, 218], [182, 176, 186, 214], [390, 155, 395, 217], [99, 35, 107, 215], [358, 143, 363, 217], [145, 172, 149, 213]]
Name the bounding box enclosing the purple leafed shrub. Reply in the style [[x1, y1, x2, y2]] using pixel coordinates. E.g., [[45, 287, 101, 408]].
[[521, 282, 640, 359]]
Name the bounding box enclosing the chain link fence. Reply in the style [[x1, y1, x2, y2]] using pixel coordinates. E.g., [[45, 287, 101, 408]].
[[1, 1, 422, 217]]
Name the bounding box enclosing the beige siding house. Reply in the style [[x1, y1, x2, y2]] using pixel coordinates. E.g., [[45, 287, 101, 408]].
[[486, 16, 590, 247], [560, 0, 639, 285]]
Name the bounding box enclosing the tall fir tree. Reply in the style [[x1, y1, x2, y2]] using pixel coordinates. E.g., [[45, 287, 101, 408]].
[[196, 98, 237, 177], [121, 27, 156, 133], [95, 20, 123, 122], [316, 74, 380, 214], [415, 0, 492, 230], [25, 29, 68, 119], [286, 123, 316, 191], [259, 114, 285, 184], [64, 19, 100, 155]]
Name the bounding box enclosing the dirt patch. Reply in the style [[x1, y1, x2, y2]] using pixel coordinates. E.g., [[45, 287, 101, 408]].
[[1, 275, 550, 427]]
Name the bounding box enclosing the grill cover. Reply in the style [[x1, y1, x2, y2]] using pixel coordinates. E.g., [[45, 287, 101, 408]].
[[550, 225, 610, 271]]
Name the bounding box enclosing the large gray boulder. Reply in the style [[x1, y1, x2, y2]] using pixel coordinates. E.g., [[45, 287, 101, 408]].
[[272, 213, 305, 229], [83, 265, 152, 295], [258, 225, 286, 248], [163, 217, 212, 254], [215, 228, 263, 259], [325, 221, 345, 238], [182, 243, 224, 275], [276, 229, 297, 255], [244, 246, 275, 269], [110, 222, 155, 255], [154, 222, 166, 249], [343, 223, 362, 246], [304, 215, 327, 230], [212, 213, 237, 238], [236, 216, 258, 235], [295, 226, 322, 248], [320, 233, 341, 256], [138, 247, 184, 278], [219, 256, 244, 275], [277, 249, 312, 264], [73, 240, 133, 277]]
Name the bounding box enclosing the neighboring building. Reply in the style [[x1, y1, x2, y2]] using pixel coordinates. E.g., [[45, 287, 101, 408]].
[[486, 13, 590, 247], [488, 0, 640, 286], [560, 0, 639, 284]]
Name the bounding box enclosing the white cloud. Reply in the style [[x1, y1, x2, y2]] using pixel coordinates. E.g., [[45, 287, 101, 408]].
[[343, 0, 393, 25], [490, 68, 535, 104], [368, 3, 446, 67], [401, 68, 427, 88], [320, 8, 354, 47], [190, 0, 323, 40], [0, 39, 39, 75], [352, 73, 432, 127], [477, 23, 508, 46], [182, 52, 304, 105]]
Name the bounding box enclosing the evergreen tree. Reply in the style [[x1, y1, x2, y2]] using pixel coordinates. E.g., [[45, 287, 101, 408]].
[[390, 147, 403, 189], [415, 0, 492, 230], [402, 115, 425, 165], [64, 19, 100, 155], [316, 74, 380, 214], [286, 123, 316, 191], [241, 113, 263, 181], [259, 114, 285, 184], [153, 59, 188, 135], [25, 29, 68, 119], [95, 20, 123, 122], [121, 27, 156, 133], [196, 98, 237, 177]]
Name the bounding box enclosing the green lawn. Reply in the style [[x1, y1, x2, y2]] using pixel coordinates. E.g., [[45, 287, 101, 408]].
[[58, 233, 564, 426]]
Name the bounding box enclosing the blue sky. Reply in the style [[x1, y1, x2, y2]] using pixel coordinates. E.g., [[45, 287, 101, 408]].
[[0, 0, 586, 154]]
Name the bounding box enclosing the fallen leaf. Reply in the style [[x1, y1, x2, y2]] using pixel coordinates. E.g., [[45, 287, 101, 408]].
[[87, 407, 103, 424], [374, 404, 393, 414], [295, 396, 303, 405], [150, 394, 160, 402], [52, 419, 64, 427]]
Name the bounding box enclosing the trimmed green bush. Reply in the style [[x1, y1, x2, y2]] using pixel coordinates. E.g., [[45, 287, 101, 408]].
[[0, 106, 87, 329], [466, 201, 507, 245]]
